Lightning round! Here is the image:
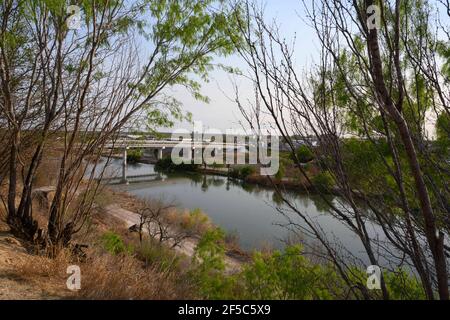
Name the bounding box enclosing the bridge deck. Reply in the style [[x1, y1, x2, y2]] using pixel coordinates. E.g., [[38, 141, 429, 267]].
[[104, 139, 247, 149]]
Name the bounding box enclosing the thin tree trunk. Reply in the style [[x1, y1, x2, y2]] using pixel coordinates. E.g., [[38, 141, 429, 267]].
[[366, 23, 449, 300]]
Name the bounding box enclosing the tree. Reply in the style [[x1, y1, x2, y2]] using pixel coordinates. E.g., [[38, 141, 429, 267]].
[[233, 0, 449, 299], [294, 145, 314, 163], [0, 0, 242, 255]]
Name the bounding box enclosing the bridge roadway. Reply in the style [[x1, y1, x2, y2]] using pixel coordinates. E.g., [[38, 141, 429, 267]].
[[104, 139, 248, 184], [104, 139, 248, 149]]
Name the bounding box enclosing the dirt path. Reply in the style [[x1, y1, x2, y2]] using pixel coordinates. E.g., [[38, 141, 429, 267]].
[[105, 204, 243, 273]]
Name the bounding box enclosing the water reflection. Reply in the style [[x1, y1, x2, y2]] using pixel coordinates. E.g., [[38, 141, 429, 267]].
[[95, 158, 394, 266]]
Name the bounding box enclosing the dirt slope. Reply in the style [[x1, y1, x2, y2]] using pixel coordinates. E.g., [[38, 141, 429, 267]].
[[0, 224, 68, 300]]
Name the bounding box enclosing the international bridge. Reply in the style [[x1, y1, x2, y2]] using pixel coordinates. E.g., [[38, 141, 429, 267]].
[[103, 138, 249, 184]]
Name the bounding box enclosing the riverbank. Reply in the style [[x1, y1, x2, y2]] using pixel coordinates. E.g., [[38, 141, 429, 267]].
[[0, 178, 426, 300], [195, 167, 328, 194]]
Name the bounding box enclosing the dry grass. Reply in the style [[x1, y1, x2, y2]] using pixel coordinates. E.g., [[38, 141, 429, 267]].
[[165, 208, 213, 236], [16, 249, 73, 279], [77, 252, 194, 300], [13, 240, 196, 300], [5, 193, 197, 300], [11, 248, 74, 299]]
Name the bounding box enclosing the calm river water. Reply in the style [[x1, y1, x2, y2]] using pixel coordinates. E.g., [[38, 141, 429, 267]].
[[93, 157, 392, 266]]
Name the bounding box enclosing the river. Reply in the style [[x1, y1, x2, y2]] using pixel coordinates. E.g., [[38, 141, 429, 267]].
[[90, 157, 393, 266]]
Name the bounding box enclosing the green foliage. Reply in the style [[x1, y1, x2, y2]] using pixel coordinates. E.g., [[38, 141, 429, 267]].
[[21, 0, 243, 131], [127, 149, 143, 163], [384, 270, 426, 300], [436, 41, 450, 82], [294, 145, 314, 163], [101, 232, 132, 255], [191, 243, 346, 300], [341, 138, 392, 192], [135, 241, 180, 272], [193, 228, 226, 272], [155, 157, 199, 172], [274, 163, 285, 180], [230, 165, 256, 179], [240, 166, 256, 178], [239, 245, 338, 299], [435, 112, 450, 152], [276, 153, 293, 179], [311, 172, 334, 192], [133, 0, 244, 130], [190, 236, 427, 300], [191, 228, 236, 299]]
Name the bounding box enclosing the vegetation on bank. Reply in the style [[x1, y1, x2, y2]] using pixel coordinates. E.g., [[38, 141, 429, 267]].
[[87, 220, 428, 300], [89, 189, 429, 300], [0, 173, 431, 300], [155, 157, 200, 172], [234, 0, 450, 300], [229, 165, 256, 179], [1, 0, 448, 300], [126, 149, 144, 163]]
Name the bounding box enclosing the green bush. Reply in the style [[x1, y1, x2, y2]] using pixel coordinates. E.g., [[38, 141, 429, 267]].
[[127, 149, 143, 162], [101, 232, 132, 255], [384, 269, 425, 300], [155, 157, 199, 172], [135, 241, 180, 272], [189, 238, 426, 300], [294, 145, 314, 163], [312, 171, 334, 192], [191, 242, 344, 300], [239, 245, 339, 299], [190, 228, 237, 299], [230, 165, 256, 179], [240, 165, 255, 178]]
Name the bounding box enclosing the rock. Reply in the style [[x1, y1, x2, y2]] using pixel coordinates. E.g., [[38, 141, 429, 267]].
[[128, 224, 139, 233], [32, 186, 56, 210]]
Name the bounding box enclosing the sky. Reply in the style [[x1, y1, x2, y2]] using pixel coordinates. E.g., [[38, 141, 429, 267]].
[[159, 0, 449, 137], [166, 0, 319, 133]]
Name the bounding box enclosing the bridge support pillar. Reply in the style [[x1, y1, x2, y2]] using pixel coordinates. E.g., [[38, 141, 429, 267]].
[[157, 148, 163, 160], [121, 148, 128, 184]]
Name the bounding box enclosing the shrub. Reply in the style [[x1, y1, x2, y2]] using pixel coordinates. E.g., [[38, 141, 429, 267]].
[[127, 149, 143, 162], [239, 245, 337, 299], [230, 165, 256, 179], [190, 228, 237, 299], [294, 145, 314, 163], [384, 269, 425, 300], [190, 243, 345, 300], [101, 231, 131, 255], [312, 171, 334, 192], [155, 157, 199, 172], [240, 165, 256, 178], [179, 208, 211, 235], [135, 241, 180, 272]]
